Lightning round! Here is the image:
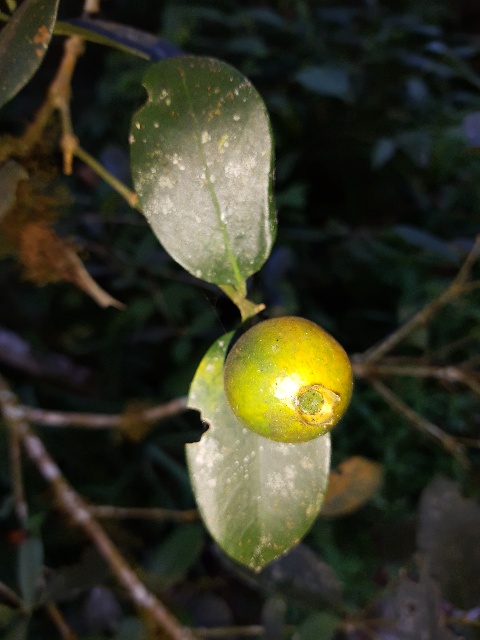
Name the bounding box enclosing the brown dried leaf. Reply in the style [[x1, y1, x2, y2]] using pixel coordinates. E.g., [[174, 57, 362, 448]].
[[18, 222, 124, 309], [320, 456, 383, 518]]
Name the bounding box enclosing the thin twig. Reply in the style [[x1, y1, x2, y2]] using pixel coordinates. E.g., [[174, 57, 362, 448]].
[[361, 236, 480, 363], [46, 602, 78, 640], [370, 379, 468, 466], [353, 361, 480, 390], [48, 36, 85, 174], [0, 579, 24, 609], [193, 626, 265, 638], [90, 505, 198, 522], [8, 422, 28, 528], [0, 375, 196, 640], [74, 146, 141, 211], [454, 436, 480, 449], [18, 396, 188, 428]]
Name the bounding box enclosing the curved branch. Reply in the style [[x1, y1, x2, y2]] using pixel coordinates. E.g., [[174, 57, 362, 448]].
[[0, 374, 196, 640]]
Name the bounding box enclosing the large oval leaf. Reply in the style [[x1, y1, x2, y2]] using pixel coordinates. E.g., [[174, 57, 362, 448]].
[[130, 56, 277, 288], [0, 0, 59, 109], [186, 333, 330, 572]]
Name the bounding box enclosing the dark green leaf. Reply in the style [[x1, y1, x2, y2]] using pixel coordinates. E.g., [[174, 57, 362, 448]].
[[4, 617, 30, 640], [37, 547, 108, 606], [54, 18, 182, 61], [18, 537, 43, 609], [115, 617, 148, 640], [292, 612, 340, 640], [130, 56, 277, 288], [295, 65, 352, 101], [371, 138, 396, 169], [186, 333, 330, 572], [393, 225, 460, 263], [149, 523, 206, 586], [396, 130, 431, 167], [0, 0, 59, 108], [0, 604, 18, 628]]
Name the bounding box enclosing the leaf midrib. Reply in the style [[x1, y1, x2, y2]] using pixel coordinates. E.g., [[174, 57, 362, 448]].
[[178, 60, 245, 290]]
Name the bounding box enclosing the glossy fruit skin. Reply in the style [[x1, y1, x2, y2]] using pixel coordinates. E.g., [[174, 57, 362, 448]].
[[223, 316, 353, 443]]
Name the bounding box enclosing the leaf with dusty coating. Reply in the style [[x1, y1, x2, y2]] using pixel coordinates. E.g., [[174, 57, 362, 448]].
[[186, 332, 330, 571], [130, 56, 277, 289]]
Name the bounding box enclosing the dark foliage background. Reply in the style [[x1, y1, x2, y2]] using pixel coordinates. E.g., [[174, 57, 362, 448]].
[[2, 1, 480, 638]]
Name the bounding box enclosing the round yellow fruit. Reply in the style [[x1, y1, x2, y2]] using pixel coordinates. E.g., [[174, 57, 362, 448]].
[[223, 316, 353, 443]]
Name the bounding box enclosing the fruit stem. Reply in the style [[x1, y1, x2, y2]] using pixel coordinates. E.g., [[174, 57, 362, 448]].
[[219, 284, 265, 322]]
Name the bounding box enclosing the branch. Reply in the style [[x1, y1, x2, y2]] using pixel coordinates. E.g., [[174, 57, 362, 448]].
[[370, 378, 468, 466], [74, 145, 141, 211], [46, 602, 78, 640], [90, 505, 198, 523], [360, 236, 480, 363], [352, 360, 480, 392], [0, 375, 196, 640], [0, 579, 24, 609], [194, 626, 265, 638], [18, 396, 188, 428], [8, 421, 28, 528]]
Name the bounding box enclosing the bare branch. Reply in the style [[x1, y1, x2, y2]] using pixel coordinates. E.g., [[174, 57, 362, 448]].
[[0, 579, 24, 609], [360, 236, 480, 363], [194, 625, 265, 638], [18, 396, 188, 429], [8, 421, 28, 528], [0, 374, 196, 640], [46, 602, 78, 640], [370, 379, 468, 466], [353, 360, 480, 391], [90, 505, 198, 523]]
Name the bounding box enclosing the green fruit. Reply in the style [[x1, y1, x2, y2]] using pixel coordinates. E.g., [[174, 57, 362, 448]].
[[223, 316, 353, 443]]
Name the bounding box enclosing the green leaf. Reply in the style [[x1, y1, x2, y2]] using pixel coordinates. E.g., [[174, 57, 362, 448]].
[[292, 612, 340, 640], [4, 616, 30, 640], [295, 65, 352, 102], [54, 18, 182, 61], [18, 537, 43, 609], [186, 333, 330, 572], [149, 523, 206, 586], [0, 0, 59, 109], [130, 56, 277, 288], [115, 617, 148, 640], [0, 604, 19, 628]]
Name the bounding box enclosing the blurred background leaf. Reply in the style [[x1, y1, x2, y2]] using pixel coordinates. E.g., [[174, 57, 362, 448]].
[[0, 0, 59, 108]]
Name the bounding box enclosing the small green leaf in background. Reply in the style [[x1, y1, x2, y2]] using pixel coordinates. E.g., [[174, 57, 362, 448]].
[[292, 612, 341, 640], [115, 617, 148, 640], [130, 56, 277, 289], [18, 537, 43, 609], [4, 616, 30, 640], [148, 522, 206, 587], [295, 65, 352, 102], [186, 333, 330, 572], [0, 0, 60, 109]]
